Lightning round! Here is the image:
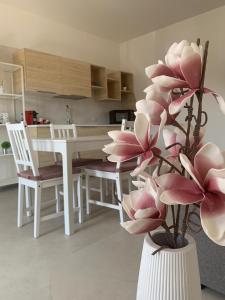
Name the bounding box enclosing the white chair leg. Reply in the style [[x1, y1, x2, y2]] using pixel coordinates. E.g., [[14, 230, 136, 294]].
[[34, 184, 41, 238], [55, 185, 61, 213], [73, 182, 78, 209], [116, 176, 124, 224], [86, 175, 90, 215], [17, 183, 24, 227], [100, 177, 104, 202], [78, 176, 83, 224], [105, 179, 109, 197], [118, 203, 124, 224], [25, 186, 32, 217], [112, 181, 116, 204]]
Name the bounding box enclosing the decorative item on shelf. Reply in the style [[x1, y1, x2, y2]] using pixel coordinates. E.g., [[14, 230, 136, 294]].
[[122, 86, 127, 91], [0, 112, 9, 124], [25, 110, 38, 125], [65, 104, 72, 124], [103, 38, 225, 300], [38, 117, 50, 125], [38, 117, 44, 124], [1, 141, 11, 155]]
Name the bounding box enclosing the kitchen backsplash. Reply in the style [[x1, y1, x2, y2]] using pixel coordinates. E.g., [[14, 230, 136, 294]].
[[24, 91, 134, 124]]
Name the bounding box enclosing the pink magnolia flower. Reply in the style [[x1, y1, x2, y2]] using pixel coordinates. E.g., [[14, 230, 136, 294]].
[[157, 143, 225, 246], [121, 178, 167, 234], [146, 41, 202, 89], [136, 84, 178, 125], [145, 40, 225, 116], [103, 111, 167, 174]]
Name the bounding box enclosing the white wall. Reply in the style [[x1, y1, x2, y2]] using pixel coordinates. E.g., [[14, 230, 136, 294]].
[[0, 2, 134, 125], [0, 3, 120, 68], [120, 6, 225, 148]]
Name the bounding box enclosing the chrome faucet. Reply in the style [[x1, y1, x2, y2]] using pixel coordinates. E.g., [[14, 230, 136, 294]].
[[66, 105, 72, 124]]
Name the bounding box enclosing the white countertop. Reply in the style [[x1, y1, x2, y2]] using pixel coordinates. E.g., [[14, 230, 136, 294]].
[[28, 124, 120, 128]]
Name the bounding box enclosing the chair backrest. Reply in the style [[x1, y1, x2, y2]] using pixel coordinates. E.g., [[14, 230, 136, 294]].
[[6, 122, 39, 176], [50, 124, 78, 139], [50, 124, 79, 161], [116, 119, 135, 169], [121, 119, 134, 131]]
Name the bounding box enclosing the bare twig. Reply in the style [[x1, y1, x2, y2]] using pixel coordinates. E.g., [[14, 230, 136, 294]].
[[152, 151, 183, 175], [191, 40, 209, 157], [157, 158, 163, 176], [181, 205, 190, 244], [200, 111, 208, 127], [174, 204, 181, 246], [165, 142, 183, 150], [172, 120, 187, 135], [171, 206, 176, 228]]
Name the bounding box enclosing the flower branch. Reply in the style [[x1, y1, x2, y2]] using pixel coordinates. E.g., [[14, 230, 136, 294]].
[[152, 150, 183, 175], [103, 38, 225, 249]]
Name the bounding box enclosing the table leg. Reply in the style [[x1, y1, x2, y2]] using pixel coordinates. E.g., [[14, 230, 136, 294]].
[[62, 143, 74, 236]]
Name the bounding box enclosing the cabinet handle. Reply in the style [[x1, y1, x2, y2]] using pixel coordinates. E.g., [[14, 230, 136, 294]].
[[37, 90, 57, 95]]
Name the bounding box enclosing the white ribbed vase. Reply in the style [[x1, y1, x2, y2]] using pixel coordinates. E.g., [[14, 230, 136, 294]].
[[136, 232, 202, 300]]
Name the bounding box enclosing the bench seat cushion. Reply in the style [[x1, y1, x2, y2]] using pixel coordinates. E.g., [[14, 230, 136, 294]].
[[18, 165, 81, 181], [84, 160, 137, 173]]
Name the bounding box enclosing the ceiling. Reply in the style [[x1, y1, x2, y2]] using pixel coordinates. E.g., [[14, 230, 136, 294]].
[[0, 0, 224, 42]]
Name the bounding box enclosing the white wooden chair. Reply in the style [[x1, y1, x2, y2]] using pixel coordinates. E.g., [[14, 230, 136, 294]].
[[6, 122, 83, 238], [50, 124, 102, 211], [84, 120, 135, 223], [49, 124, 104, 168]]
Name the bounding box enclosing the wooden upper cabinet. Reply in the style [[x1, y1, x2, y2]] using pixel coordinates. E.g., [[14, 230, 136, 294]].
[[13, 48, 133, 101], [13, 49, 91, 98], [14, 49, 61, 94], [60, 58, 91, 97]]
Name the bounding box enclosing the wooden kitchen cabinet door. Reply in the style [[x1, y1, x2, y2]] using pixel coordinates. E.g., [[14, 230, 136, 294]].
[[60, 58, 91, 98], [25, 49, 61, 94], [14, 49, 61, 94]]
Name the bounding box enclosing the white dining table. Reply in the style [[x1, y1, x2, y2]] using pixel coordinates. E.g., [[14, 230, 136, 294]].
[[32, 135, 110, 236]]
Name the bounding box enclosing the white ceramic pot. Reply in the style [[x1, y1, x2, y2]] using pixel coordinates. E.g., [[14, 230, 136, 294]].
[[136, 232, 202, 300]]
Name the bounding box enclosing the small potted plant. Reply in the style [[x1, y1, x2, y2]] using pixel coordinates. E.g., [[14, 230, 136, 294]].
[[1, 141, 11, 155]]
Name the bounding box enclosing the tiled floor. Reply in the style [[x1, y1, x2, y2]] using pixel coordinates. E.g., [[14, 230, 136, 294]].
[[0, 185, 224, 300]]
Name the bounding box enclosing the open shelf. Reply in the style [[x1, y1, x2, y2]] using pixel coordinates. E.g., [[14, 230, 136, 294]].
[[107, 79, 121, 101], [91, 85, 105, 90], [0, 61, 25, 187], [0, 61, 22, 72], [107, 77, 120, 82], [121, 89, 133, 93], [0, 153, 13, 157], [91, 65, 107, 100], [91, 68, 134, 102], [0, 121, 18, 127], [0, 93, 23, 99], [121, 72, 134, 92]]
